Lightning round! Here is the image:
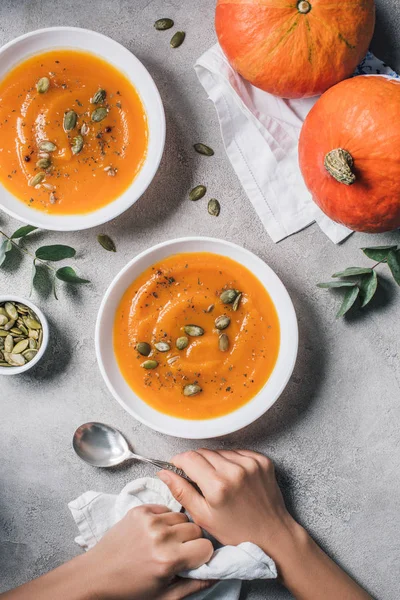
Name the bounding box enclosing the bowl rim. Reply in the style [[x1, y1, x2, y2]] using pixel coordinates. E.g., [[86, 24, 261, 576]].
[[95, 237, 299, 438], [0, 26, 166, 231], [0, 294, 49, 375]]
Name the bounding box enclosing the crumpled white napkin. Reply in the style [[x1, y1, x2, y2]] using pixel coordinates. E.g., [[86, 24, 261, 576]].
[[68, 477, 277, 600], [195, 48, 399, 244]]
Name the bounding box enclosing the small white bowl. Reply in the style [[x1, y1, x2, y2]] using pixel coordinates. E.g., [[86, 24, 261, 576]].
[[95, 237, 298, 439], [0, 27, 165, 231], [0, 295, 49, 375]]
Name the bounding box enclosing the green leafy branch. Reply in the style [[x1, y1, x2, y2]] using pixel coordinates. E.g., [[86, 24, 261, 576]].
[[317, 245, 400, 318], [0, 225, 89, 299]]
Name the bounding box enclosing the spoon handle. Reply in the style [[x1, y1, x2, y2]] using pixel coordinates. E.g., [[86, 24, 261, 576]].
[[130, 453, 193, 483]]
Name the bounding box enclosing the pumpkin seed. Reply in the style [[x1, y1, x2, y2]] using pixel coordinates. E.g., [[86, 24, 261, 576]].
[[29, 329, 39, 340], [215, 315, 230, 330], [36, 158, 51, 169], [13, 339, 29, 354], [0, 315, 8, 326], [3, 319, 16, 331], [64, 110, 77, 131], [38, 328, 43, 348], [184, 324, 204, 337], [0, 361, 11, 367], [5, 302, 18, 320], [194, 143, 214, 156], [232, 292, 242, 311], [81, 122, 89, 135], [28, 172, 45, 187], [29, 339, 37, 350], [0, 330, 8, 337], [97, 234, 116, 252], [170, 31, 185, 48], [91, 107, 108, 122], [219, 333, 229, 352], [50, 192, 57, 204], [24, 316, 41, 330], [189, 185, 206, 202], [205, 304, 214, 313], [18, 323, 29, 336], [39, 141, 57, 152], [208, 198, 220, 217], [16, 304, 29, 314], [10, 328, 22, 335], [167, 355, 179, 365], [154, 341, 171, 352], [176, 336, 189, 350], [137, 342, 151, 356], [154, 18, 174, 30], [142, 359, 158, 369], [4, 335, 13, 353], [0, 307, 7, 316], [22, 349, 38, 362], [4, 352, 25, 366], [36, 77, 50, 94], [220, 289, 239, 304], [183, 384, 202, 397], [92, 89, 107, 104], [38, 152, 50, 159], [71, 135, 84, 155]]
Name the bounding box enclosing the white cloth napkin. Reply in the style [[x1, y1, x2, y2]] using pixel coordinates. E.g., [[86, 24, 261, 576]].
[[68, 477, 277, 600], [195, 48, 399, 243]]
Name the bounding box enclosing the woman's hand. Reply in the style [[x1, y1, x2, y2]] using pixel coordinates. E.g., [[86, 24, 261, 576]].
[[87, 504, 214, 600], [158, 449, 297, 556]]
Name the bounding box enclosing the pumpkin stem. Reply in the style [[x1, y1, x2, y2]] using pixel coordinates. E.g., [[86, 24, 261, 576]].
[[324, 149, 356, 186], [297, 1, 311, 14]]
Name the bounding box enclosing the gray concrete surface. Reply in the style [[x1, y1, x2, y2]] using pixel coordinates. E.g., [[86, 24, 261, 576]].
[[1, 1, 400, 598]]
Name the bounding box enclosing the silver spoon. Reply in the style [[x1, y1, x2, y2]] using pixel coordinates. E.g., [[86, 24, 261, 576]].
[[72, 422, 192, 481]]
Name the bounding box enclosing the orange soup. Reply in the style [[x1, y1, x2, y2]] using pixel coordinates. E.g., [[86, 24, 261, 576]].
[[114, 253, 280, 420], [0, 50, 148, 214]]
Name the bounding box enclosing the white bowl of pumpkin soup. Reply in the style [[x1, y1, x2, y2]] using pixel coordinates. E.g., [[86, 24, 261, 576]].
[[96, 237, 298, 438], [0, 27, 165, 230]]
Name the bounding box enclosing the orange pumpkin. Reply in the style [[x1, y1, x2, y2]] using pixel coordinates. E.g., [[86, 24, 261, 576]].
[[215, 0, 375, 99], [299, 75, 400, 233]]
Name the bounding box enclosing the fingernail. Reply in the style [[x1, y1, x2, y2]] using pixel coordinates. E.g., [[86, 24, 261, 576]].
[[157, 470, 171, 485]]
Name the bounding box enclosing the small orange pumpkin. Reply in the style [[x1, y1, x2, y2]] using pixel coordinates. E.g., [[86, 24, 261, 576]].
[[299, 75, 400, 233], [215, 0, 375, 99]]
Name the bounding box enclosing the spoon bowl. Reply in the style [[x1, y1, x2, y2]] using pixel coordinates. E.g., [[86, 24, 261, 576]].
[[73, 422, 132, 468]]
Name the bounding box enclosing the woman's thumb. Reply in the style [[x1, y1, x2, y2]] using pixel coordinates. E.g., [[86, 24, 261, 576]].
[[158, 470, 203, 513]]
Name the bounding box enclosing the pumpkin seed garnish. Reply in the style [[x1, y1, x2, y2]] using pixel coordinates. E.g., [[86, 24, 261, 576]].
[[91, 107, 108, 122], [154, 18, 174, 30], [219, 333, 229, 352], [167, 355, 179, 365], [208, 198, 220, 217], [137, 342, 151, 356], [176, 336, 189, 350], [91, 89, 107, 104], [142, 359, 158, 370], [215, 315, 230, 330], [28, 172, 46, 187], [13, 339, 29, 354], [36, 158, 51, 169], [184, 324, 204, 337], [71, 135, 84, 155], [170, 31, 185, 48], [220, 289, 239, 304], [36, 77, 50, 94], [155, 341, 171, 352], [64, 110, 77, 131], [183, 384, 202, 397], [49, 192, 57, 204], [205, 304, 214, 313], [232, 292, 242, 311], [194, 143, 214, 156], [80, 122, 89, 136], [39, 141, 57, 152], [189, 185, 206, 202]]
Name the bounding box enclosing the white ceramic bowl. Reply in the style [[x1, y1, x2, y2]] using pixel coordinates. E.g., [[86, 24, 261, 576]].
[[0, 295, 49, 375], [0, 27, 165, 231], [96, 237, 298, 438]]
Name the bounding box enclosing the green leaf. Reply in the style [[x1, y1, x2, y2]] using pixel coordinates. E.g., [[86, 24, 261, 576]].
[[0, 238, 12, 267], [11, 225, 38, 239], [29, 259, 37, 297], [97, 234, 116, 252], [317, 281, 357, 289], [387, 250, 400, 286], [362, 246, 398, 262], [56, 266, 90, 284], [35, 245, 76, 262], [333, 267, 373, 278], [359, 271, 378, 308], [336, 286, 360, 318]]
